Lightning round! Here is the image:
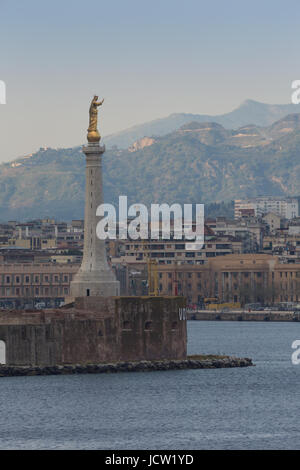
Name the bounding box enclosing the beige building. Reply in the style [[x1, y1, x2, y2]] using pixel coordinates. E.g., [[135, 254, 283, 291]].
[[8, 237, 57, 250], [0, 264, 80, 307], [155, 254, 300, 305], [262, 213, 282, 233]]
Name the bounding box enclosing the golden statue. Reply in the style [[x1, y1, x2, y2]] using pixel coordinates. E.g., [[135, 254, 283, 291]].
[[87, 95, 104, 142]]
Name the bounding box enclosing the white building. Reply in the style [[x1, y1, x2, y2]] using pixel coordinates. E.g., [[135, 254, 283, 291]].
[[235, 197, 298, 220]]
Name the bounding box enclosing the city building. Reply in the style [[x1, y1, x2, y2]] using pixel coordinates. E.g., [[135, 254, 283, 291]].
[[262, 213, 282, 234], [118, 234, 244, 265], [206, 217, 263, 251], [234, 197, 298, 220], [115, 254, 300, 305], [0, 263, 79, 309]]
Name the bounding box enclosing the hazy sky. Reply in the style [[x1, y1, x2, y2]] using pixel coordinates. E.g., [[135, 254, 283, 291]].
[[1, 0, 300, 161]]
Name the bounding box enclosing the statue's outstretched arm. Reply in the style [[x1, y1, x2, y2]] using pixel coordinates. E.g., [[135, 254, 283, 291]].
[[96, 98, 104, 107]]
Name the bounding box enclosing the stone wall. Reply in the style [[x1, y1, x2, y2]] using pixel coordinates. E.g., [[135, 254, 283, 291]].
[[188, 310, 300, 322], [0, 296, 187, 366]]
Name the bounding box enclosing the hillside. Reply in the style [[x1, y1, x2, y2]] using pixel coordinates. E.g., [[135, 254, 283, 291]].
[[2, 114, 300, 221], [104, 100, 300, 149]]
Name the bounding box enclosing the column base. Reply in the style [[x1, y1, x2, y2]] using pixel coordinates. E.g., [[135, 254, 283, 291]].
[[69, 273, 120, 301]]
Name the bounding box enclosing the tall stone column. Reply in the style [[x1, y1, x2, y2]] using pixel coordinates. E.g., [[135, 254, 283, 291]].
[[70, 142, 120, 299]]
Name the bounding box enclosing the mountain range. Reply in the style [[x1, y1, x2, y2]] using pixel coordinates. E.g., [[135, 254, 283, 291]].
[[2, 111, 300, 221], [104, 99, 300, 149]]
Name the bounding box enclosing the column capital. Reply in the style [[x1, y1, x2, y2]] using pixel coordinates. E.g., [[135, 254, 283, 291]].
[[82, 143, 105, 155]]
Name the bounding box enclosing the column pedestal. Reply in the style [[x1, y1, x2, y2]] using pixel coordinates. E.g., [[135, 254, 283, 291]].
[[69, 142, 120, 300]]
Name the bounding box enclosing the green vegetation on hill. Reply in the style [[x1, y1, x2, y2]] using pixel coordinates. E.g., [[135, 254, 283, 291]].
[[1, 114, 300, 221]]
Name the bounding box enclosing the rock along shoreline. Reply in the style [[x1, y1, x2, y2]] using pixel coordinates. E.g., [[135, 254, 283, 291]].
[[0, 356, 253, 377]]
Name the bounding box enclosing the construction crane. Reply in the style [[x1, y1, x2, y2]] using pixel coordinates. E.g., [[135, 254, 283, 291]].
[[132, 238, 159, 296], [142, 240, 159, 296]]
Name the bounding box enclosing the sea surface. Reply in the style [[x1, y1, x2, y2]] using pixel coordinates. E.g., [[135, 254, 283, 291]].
[[0, 321, 300, 450]]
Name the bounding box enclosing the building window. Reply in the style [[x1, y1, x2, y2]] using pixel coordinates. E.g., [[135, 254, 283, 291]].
[[144, 321, 152, 330]]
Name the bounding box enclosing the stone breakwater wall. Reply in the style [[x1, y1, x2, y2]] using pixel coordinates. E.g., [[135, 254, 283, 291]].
[[0, 356, 253, 377], [188, 310, 300, 322]]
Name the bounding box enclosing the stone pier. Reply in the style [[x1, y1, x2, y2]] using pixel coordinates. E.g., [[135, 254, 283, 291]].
[[0, 296, 187, 366]]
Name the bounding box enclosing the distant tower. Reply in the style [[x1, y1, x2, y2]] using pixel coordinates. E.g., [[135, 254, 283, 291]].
[[70, 96, 120, 298]]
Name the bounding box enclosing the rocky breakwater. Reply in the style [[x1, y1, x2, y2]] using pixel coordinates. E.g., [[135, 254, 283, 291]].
[[0, 355, 253, 377]]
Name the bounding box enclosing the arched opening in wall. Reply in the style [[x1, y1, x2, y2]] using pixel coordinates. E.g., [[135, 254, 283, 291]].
[[87, 289, 90, 297], [144, 321, 152, 331], [0, 340, 6, 364], [171, 321, 178, 330]]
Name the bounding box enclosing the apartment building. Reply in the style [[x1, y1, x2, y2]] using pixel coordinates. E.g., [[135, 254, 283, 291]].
[[116, 235, 243, 265], [206, 217, 263, 250], [234, 197, 298, 220]]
